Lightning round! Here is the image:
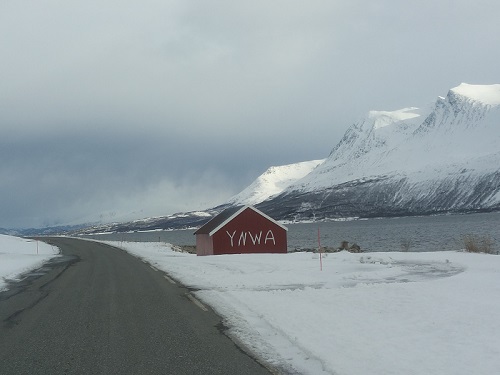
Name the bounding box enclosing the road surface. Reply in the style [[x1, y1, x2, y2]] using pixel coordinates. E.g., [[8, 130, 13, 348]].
[[0, 237, 273, 374]]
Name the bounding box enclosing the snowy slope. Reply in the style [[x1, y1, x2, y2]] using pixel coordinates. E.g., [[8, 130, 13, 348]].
[[227, 159, 325, 206], [258, 83, 500, 220]]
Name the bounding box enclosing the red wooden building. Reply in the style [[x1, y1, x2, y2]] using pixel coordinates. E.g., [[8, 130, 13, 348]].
[[194, 205, 288, 256]]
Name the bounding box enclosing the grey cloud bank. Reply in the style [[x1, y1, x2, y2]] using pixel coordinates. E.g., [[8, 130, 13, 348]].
[[1, 1, 499, 228]]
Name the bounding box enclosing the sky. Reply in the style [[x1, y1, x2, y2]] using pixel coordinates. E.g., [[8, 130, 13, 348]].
[[1, 0, 499, 229]]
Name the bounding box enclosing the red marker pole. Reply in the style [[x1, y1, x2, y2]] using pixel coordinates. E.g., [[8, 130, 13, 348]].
[[318, 226, 322, 271]]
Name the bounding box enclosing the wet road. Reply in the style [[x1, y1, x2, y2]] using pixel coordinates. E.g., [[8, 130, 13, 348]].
[[0, 237, 272, 375]]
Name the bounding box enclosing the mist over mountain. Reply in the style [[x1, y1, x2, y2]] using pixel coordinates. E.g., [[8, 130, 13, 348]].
[[70, 160, 324, 234]]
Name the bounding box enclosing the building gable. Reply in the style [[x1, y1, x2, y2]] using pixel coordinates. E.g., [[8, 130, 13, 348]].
[[194, 206, 243, 235], [209, 206, 287, 237], [195, 205, 288, 255], [194, 205, 287, 237]]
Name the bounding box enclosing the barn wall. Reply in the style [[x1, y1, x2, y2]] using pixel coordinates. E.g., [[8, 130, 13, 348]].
[[212, 208, 287, 255], [196, 234, 213, 256]]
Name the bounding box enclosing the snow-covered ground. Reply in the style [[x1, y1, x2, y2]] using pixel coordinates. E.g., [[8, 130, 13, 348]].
[[2, 234, 499, 374], [0, 234, 60, 291], [101, 241, 500, 375]]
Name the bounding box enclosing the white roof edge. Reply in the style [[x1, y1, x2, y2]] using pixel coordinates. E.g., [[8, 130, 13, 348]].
[[248, 205, 289, 232], [209, 205, 288, 236], [208, 206, 247, 236]]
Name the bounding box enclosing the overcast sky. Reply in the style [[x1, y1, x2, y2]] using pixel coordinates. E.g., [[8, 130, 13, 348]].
[[1, 0, 499, 228]]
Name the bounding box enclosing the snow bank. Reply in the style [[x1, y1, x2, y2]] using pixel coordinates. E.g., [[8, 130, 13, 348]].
[[0, 234, 59, 291], [105, 241, 500, 375]]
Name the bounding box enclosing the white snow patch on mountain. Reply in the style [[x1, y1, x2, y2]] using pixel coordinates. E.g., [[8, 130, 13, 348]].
[[451, 83, 500, 105], [228, 160, 325, 206], [370, 107, 421, 129]]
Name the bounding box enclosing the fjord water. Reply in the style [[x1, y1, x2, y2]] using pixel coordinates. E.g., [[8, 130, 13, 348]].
[[86, 212, 500, 253], [288, 212, 500, 252]]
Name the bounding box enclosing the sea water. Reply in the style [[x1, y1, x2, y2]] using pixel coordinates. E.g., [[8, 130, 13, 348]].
[[84, 212, 500, 253]]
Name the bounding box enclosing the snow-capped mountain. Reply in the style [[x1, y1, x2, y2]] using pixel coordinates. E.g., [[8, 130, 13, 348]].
[[70, 83, 500, 235], [227, 159, 325, 206], [257, 83, 500, 220]]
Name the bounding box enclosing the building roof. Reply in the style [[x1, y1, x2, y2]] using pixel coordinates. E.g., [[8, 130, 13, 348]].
[[194, 205, 287, 236]]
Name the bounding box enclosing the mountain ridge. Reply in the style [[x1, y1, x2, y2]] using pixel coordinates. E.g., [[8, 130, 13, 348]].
[[257, 83, 500, 221]]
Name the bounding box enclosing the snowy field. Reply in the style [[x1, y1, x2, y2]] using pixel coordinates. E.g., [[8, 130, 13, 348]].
[[0, 234, 59, 291], [2, 234, 499, 374], [103, 241, 500, 375]]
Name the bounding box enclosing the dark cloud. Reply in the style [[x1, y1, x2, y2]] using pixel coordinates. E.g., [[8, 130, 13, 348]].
[[0, 129, 299, 227], [1, 0, 499, 228]]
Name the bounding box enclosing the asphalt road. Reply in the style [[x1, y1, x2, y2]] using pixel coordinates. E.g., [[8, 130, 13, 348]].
[[0, 237, 273, 375]]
